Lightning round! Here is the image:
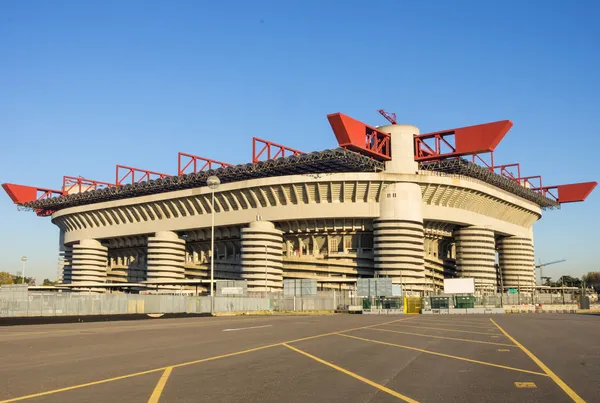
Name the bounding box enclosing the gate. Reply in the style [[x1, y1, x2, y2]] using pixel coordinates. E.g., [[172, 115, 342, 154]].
[[404, 297, 422, 314], [430, 296, 450, 314]]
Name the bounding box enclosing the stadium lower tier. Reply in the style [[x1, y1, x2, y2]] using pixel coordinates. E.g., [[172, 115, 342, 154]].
[[58, 218, 535, 295]]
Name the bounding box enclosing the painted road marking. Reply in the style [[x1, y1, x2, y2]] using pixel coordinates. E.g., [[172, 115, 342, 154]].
[[490, 319, 585, 403], [515, 382, 537, 389], [0, 317, 414, 403], [498, 349, 511, 352], [148, 367, 173, 403], [283, 343, 418, 402], [369, 327, 516, 347], [338, 333, 548, 377], [222, 325, 273, 332], [388, 323, 500, 336]]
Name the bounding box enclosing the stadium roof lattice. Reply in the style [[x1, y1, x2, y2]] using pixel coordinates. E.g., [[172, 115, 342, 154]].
[[21, 148, 559, 214]]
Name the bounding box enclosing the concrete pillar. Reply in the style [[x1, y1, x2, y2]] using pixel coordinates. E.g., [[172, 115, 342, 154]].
[[379, 124, 420, 174], [240, 221, 283, 292], [60, 245, 73, 284], [497, 235, 535, 289], [374, 182, 425, 293], [70, 239, 108, 283], [453, 227, 497, 291], [146, 231, 185, 282]]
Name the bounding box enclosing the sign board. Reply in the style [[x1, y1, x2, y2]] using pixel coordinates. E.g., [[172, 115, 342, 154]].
[[283, 279, 317, 296], [216, 280, 247, 296], [508, 288, 518, 295], [392, 284, 402, 297], [443, 278, 475, 294], [221, 287, 244, 296], [357, 278, 393, 297]]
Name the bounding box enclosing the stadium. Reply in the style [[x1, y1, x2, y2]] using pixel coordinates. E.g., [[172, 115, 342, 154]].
[[2, 111, 597, 295]]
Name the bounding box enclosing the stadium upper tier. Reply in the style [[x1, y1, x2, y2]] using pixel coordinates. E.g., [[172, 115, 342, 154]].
[[2, 111, 596, 216], [20, 148, 559, 213]]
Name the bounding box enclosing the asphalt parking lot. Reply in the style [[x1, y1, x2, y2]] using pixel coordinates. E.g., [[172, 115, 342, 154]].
[[0, 313, 597, 402]]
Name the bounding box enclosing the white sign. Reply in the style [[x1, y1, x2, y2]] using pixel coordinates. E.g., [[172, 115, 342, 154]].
[[221, 287, 244, 295], [443, 278, 475, 294]]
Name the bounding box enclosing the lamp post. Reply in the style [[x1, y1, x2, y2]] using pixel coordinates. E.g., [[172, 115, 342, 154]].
[[21, 256, 27, 285], [207, 176, 221, 314]]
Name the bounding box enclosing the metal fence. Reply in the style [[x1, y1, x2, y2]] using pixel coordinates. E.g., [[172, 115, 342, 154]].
[[0, 288, 592, 318], [0, 292, 270, 317]]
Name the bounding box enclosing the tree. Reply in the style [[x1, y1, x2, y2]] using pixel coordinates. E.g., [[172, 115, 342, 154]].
[[582, 272, 600, 285], [0, 271, 13, 285], [12, 276, 36, 286], [557, 275, 582, 288], [42, 279, 57, 286]]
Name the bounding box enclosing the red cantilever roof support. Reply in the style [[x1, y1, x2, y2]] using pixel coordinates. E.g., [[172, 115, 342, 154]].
[[115, 165, 172, 186], [415, 120, 513, 162], [1, 183, 63, 216], [62, 176, 115, 194], [2, 183, 63, 204], [252, 137, 305, 163], [533, 182, 597, 203], [327, 113, 392, 161], [178, 152, 232, 175]]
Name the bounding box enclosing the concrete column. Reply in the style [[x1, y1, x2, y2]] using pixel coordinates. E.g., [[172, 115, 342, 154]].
[[453, 227, 497, 291], [379, 124, 420, 174], [146, 231, 185, 282], [497, 235, 535, 289], [240, 220, 283, 292], [70, 239, 108, 283], [374, 182, 425, 293], [60, 245, 73, 284]]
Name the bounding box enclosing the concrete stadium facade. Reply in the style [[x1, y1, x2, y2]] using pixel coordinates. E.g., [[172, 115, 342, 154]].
[[50, 123, 543, 295]]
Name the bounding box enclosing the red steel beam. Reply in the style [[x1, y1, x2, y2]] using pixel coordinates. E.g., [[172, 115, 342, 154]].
[[533, 182, 597, 203], [252, 137, 305, 163], [377, 109, 397, 125], [115, 165, 172, 186], [492, 163, 521, 182], [519, 175, 543, 190], [415, 120, 513, 162], [2, 183, 63, 204], [62, 176, 115, 194], [178, 152, 232, 175], [2, 183, 63, 216], [327, 113, 392, 161]]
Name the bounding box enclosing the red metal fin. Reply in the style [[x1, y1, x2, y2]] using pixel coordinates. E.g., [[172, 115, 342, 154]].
[[543, 182, 598, 203], [327, 113, 391, 161], [416, 120, 513, 161], [2, 183, 63, 204]]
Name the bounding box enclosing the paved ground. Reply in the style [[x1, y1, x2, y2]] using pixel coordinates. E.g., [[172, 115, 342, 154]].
[[0, 313, 597, 403]]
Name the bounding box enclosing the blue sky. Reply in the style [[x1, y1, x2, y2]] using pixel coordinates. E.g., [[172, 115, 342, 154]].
[[1, 0, 598, 282]]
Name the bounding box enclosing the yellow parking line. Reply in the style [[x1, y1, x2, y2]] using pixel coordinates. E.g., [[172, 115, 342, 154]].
[[148, 367, 173, 403], [0, 367, 166, 403], [0, 317, 412, 403], [283, 344, 418, 402], [338, 333, 548, 377], [387, 323, 500, 336], [490, 319, 585, 403], [368, 327, 515, 347]]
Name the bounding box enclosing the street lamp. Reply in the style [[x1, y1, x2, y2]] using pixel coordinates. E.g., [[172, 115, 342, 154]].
[[207, 175, 220, 314], [21, 256, 27, 285]]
